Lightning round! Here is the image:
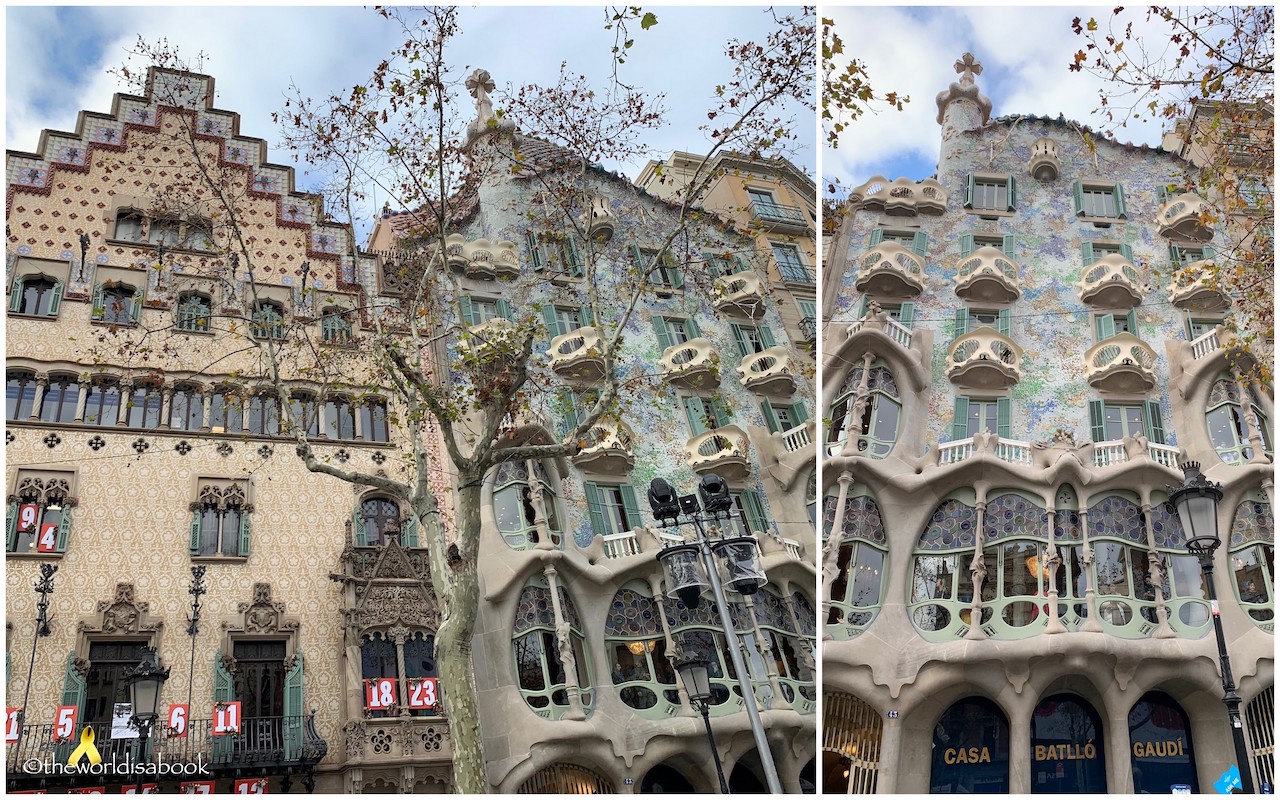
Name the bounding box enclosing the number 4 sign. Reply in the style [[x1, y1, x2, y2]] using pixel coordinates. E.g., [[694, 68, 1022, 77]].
[[407, 678, 439, 710], [36, 523, 59, 553], [365, 678, 397, 710]]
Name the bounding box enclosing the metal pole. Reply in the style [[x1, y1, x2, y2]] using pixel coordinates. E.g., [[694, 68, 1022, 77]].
[[699, 704, 730, 794], [1198, 550, 1256, 794], [692, 516, 784, 794], [186, 566, 208, 713], [135, 718, 151, 794], [20, 564, 58, 734]]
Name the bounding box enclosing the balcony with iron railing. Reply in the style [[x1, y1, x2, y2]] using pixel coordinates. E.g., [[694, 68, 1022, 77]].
[[685, 426, 751, 480], [570, 419, 635, 474], [736, 346, 796, 395], [946, 328, 1023, 389], [1078, 254, 1143, 308], [1158, 192, 1214, 240], [797, 316, 817, 344], [1169, 261, 1229, 311], [751, 200, 810, 232], [1084, 332, 1158, 393], [713, 272, 766, 319], [5, 715, 328, 791], [953, 247, 1021, 303], [546, 326, 606, 381], [659, 338, 719, 389], [853, 243, 925, 298]]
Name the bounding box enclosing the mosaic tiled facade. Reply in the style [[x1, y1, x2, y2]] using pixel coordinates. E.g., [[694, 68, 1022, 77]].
[[821, 54, 1273, 794]]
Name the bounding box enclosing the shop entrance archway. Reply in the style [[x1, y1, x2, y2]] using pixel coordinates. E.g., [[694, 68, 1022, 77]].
[[929, 696, 1010, 793], [1129, 691, 1198, 793], [1031, 694, 1106, 793]]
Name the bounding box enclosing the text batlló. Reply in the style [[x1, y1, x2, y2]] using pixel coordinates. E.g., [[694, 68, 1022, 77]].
[[1132, 738, 1186, 759], [1034, 742, 1098, 761], [943, 747, 993, 765]]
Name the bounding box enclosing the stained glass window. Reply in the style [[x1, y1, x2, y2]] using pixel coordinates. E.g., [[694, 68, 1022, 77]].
[[1230, 495, 1274, 627], [512, 578, 591, 719]]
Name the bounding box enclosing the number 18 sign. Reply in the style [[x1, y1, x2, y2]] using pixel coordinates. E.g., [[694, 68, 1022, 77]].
[[365, 678, 397, 711]]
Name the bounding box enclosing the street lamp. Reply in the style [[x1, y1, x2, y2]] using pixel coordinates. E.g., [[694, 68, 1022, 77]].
[[1168, 461, 1255, 795], [19, 564, 58, 738], [124, 653, 170, 794], [650, 473, 783, 794], [675, 635, 729, 794]]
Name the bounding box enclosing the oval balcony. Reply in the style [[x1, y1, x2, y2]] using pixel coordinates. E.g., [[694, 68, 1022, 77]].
[[1078, 254, 1143, 308], [853, 243, 925, 298], [463, 237, 497, 279], [736, 346, 796, 395], [684, 426, 751, 481], [953, 247, 1021, 303], [462, 318, 518, 363], [444, 232, 468, 270], [1169, 261, 1230, 311], [571, 419, 635, 474], [1084, 332, 1158, 393], [946, 328, 1023, 389], [547, 326, 606, 381], [1158, 192, 1214, 240], [492, 239, 520, 278], [850, 175, 948, 216], [582, 195, 617, 242], [1029, 137, 1061, 181], [659, 338, 719, 389], [713, 271, 766, 319]]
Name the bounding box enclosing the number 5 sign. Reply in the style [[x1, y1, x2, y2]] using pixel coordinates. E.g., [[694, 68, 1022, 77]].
[[53, 706, 77, 741], [365, 678, 397, 710], [407, 678, 439, 710]]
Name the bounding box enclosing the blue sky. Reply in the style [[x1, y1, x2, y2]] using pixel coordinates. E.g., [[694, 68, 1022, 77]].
[[6, 6, 815, 204], [825, 6, 1175, 193]]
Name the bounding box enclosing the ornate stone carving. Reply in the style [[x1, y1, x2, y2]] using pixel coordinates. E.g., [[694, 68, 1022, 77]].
[[343, 720, 367, 760], [238, 582, 297, 634], [466, 69, 495, 126], [356, 584, 440, 631]]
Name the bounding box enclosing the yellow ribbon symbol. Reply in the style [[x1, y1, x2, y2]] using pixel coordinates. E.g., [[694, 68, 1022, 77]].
[[67, 725, 102, 766]]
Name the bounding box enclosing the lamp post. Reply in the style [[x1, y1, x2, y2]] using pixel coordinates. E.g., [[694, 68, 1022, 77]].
[[650, 473, 784, 794], [19, 564, 58, 735], [675, 637, 729, 794], [186, 565, 208, 713], [124, 653, 170, 794], [1168, 461, 1255, 795]]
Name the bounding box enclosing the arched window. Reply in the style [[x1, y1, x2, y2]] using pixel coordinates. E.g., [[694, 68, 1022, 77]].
[[1245, 688, 1274, 788], [209, 387, 244, 433], [978, 493, 1050, 639], [246, 393, 281, 435], [604, 583, 678, 719], [749, 588, 816, 712], [1128, 691, 1198, 793], [1207, 377, 1272, 464], [1230, 494, 1274, 629], [492, 459, 563, 550], [9, 275, 63, 317], [824, 692, 883, 793], [126, 382, 164, 428], [176, 292, 212, 332], [39, 375, 79, 423], [6, 371, 38, 421], [930, 697, 1010, 793], [252, 301, 285, 340], [360, 630, 438, 718], [665, 598, 741, 717], [82, 378, 122, 426], [517, 764, 614, 794], [169, 384, 204, 431], [826, 488, 887, 639], [325, 396, 355, 439], [289, 392, 320, 436], [113, 209, 145, 241], [512, 576, 592, 719], [321, 307, 352, 343], [827, 363, 900, 458], [92, 282, 142, 325], [361, 398, 390, 442], [192, 483, 246, 558], [7, 474, 72, 553], [1030, 694, 1106, 793], [355, 497, 402, 547], [909, 498, 979, 641]]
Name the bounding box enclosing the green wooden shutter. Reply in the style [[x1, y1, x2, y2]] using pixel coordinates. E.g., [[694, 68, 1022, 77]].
[[1143, 399, 1166, 445], [91, 283, 106, 321], [758, 326, 776, 349], [858, 296, 870, 319], [459, 296, 475, 327], [8, 277, 23, 313], [1202, 244, 1215, 260], [583, 482, 607, 536], [212, 651, 234, 763], [1168, 244, 1182, 266], [964, 174, 976, 208], [898, 302, 915, 329], [527, 232, 544, 271], [683, 317, 702, 339], [565, 238, 581, 277], [1072, 181, 1085, 216], [189, 512, 202, 555], [711, 398, 732, 428], [959, 234, 975, 258], [953, 308, 970, 341], [630, 244, 645, 269], [47, 282, 64, 316], [684, 397, 709, 435], [652, 318, 673, 351], [730, 324, 750, 357], [283, 652, 304, 761], [238, 511, 251, 557], [1114, 183, 1127, 218], [701, 252, 721, 278], [1119, 244, 1134, 262], [760, 402, 781, 434], [61, 652, 86, 710], [130, 287, 144, 323], [952, 397, 970, 441], [669, 258, 684, 290], [1157, 185, 1171, 205], [353, 506, 368, 546], [6, 501, 18, 551], [996, 398, 1012, 439], [1002, 235, 1016, 256], [1006, 176, 1018, 211], [997, 308, 1011, 337], [495, 299, 513, 321], [1095, 314, 1116, 341], [1080, 242, 1095, 265], [1125, 309, 1138, 335], [618, 485, 641, 531], [790, 402, 809, 424], [742, 491, 768, 535], [402, 514, 419, 547], [55, 507, 72, 553], [912, 232, 928, 257], [1088, 400, 1106, 442], [868, 229, 884, 246], [541, 306, 560, 337], [579, 304, 594, 327]]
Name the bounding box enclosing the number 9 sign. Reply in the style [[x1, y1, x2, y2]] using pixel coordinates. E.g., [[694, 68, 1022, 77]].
[[17, 504, 38, 533], [407, 678, 439, 710]]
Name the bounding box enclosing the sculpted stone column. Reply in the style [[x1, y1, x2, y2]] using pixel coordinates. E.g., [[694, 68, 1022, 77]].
[[820, 471, 854, 637], [1141, 501, 1175, 638], [1078, 508, 1103, 632], [965, 499, 988, 640], [73, 375, 90, 422], [543, 566, 585, 720], [29, 374, 48, 420]]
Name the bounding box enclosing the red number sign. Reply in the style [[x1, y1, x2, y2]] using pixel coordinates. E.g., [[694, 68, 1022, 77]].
[[167, 704, 188, 738], [233, 778, 267, 794], [407, 678, 439, 709], [17, 504, 38, 533], [179, 782, 214, 795], [5, 708, 21, 743], [53, 706, 77, 741], [36, 523, 58, 553], [212, 701, 241, 735], [70, 789, 104, 795], [365, 678, 397, 710], [121, 785, 157, 794]]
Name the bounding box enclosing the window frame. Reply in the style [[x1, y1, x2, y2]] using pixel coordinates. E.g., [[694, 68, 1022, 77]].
[[6, 371, 38, 421], [584, 482, 643, 537], [251, 301, 286, 341], [176, 292, 213, 333], [770, 241, 813, 283], [320, 307, 354, 344], [7, 472, 74, 555], [9, 275, 64, 318], [191, 482, 249, 559], [964, 173, 1017, 215], [1073, 180, 1128, 221]]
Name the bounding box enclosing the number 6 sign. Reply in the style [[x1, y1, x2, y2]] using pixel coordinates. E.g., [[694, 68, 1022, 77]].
[[407, 678, 438, 710], [167, 704, 188, 738], [365, 678, 397, 710]]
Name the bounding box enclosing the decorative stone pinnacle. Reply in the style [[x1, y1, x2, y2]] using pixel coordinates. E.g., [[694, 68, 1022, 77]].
[[466, 68, 496, 126], [955, 53, 982, 85], [936, 52, 993, 126]]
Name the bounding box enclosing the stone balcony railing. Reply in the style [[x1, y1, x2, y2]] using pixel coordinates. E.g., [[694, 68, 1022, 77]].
[[853, 242, 925, 298], [1190, 326, 1223, 360], [713, 271, 766, 319], [547, 326, 606, 381], [571, 419, 635, 474], [1084, 332, 1157, 393], [1158, 192, 1214, 240], [685, 426, 751, 480], [736, 346, 796, 395], [462, 318, 518, 362], [1029, 137, 1061, 181], [1078, 254, 1143, 308], [946, 328, 1023, 389], [1169, 261, 1229, 310], [439, 233, 519, 279], [849, 175, 948, 215], [846, 311, 913, 351], [581, 195, 618, 242], [342, 715, 452, 768], [1093, 439, 1180, 469], [659, 337, 719, 388], [953, 246, 1021, 303], [935, 432, 1179, 472]]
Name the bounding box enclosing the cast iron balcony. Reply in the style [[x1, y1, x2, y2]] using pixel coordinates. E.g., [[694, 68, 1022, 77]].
[[853, 243, 925, 298], [797, 316, 817, 345], [953, 246, 1021, 303], [1029, 137, 1061, 181], [751, 200, 810, 233], [1084, 332, 1158, 393], [946, 328, 1023, 389], [1169, 261, 1230, 311], [659, 338, 719, 388], [684, 426, 751, 480], [1158, 193, 1214, 240], [736, 346, 796, 395], [571, 419, 636, 474], [547, 326, 607, 381], [1078, 253, 1144, 308], [713, 272, 766, 319]]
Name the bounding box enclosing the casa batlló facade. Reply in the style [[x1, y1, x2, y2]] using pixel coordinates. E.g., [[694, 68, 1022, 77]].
[[821, 54, 1274, 795]]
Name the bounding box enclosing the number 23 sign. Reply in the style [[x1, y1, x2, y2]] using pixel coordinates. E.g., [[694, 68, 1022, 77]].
[[364, 678, 438, 710]]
